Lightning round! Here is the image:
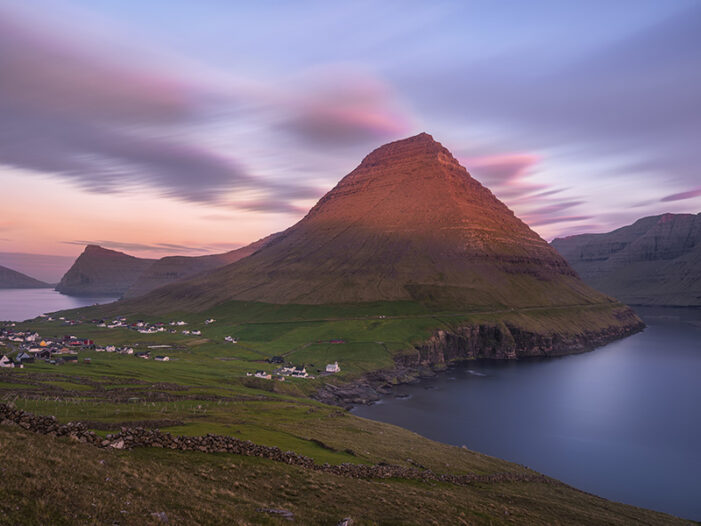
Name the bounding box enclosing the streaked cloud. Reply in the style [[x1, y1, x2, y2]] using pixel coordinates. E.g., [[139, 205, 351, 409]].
[[279, 70, 411, 147], [660, 188, 701, 203]]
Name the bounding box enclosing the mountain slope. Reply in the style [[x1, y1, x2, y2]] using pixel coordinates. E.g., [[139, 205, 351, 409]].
[[123, 233, 282, 298], [0, 264, 50, 289], [131, 133, 618, 311], [552, 213, 701, 306], [56, 245, 155, 297]]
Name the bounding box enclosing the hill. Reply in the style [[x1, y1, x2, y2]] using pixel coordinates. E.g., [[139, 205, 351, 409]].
[[56, 245, 155, 297], [0, 264, 50, 289], [131, 133, 618, 312], [123, 233, 281, 298], [552, 213, 701, 306]]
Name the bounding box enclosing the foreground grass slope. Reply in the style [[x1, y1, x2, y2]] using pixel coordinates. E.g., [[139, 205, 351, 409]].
[[0, 423, 687, 525]]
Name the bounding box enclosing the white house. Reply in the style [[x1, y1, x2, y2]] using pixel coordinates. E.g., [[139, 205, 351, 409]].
[[254, 371, 272, 380], [0, 355, 14, 368], [281, 365, 308, 378], [325, 361, 341, 373], [154, 356, 170, 362]]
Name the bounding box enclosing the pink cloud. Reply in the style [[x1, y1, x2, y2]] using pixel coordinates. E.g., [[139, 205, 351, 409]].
[[280, 70, 411, 146], [660, 187, 701, 202]]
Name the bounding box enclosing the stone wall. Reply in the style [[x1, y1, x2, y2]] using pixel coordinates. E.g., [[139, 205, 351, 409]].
[[0, 403, 554, 487]]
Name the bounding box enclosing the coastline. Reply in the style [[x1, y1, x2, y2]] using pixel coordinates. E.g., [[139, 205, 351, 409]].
[[314, 317, 646, 408]]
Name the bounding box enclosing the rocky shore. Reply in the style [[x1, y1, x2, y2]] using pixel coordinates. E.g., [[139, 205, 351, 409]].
[[314, 317, 645, 407]]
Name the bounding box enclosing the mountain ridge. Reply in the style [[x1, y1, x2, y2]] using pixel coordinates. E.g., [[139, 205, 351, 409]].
[[0, 264, 50, 289], [551, 212, 701, 306]]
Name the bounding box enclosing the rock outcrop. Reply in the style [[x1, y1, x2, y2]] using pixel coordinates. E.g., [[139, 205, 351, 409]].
[[56, 245, 155, 297], [129, 133, 623, 312], [552, 213, 701, 306], [0, 264, 50, 289]]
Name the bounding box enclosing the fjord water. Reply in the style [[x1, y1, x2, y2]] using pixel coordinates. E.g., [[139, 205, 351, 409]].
[[0, 288, 118, 321], [353, 307, 701, 520]]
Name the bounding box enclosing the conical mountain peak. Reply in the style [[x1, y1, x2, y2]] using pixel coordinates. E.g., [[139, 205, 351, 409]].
[[131, 134, 608, 309]]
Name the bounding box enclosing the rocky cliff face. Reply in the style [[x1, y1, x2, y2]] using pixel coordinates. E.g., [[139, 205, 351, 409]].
[[0, 265, 49, 289], [131, 133, 616, 311], [552, 213, 701, 306], [56, 245, 155, 297], [315, 306, 645, 407], [123, 233, 281, 298]]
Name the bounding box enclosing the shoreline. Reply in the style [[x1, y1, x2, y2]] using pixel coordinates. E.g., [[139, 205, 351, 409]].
[[314, 318, 645, 408]]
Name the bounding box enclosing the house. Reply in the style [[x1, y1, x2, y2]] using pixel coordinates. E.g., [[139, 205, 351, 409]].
[[290, 366, 308, 378], [191, 330, 201, 336], [279, 365, 308, 378], [29, 349, 52, 360], [17, 352, 34, 364], [0, 355, 14, 368], [154, 356, 170, 362], [204, 318, 216, 324], [224, 336, 238, 343], [135, 352, 150, 359], [326, 361, 341, 373], [254, 371, 272, 380]]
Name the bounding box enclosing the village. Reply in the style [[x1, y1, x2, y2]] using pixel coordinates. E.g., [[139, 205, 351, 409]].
[[1, 316, 342, 381]]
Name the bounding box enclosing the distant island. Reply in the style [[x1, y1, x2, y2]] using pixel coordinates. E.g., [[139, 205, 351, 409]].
[[0, 264, 50, 289], [552, 213, 701, 306]]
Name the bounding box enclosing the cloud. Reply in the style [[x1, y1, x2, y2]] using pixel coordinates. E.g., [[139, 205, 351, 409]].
[[0, 7, 256, 205], [229, 199, 308, 215], [464, 154, 547, 200], [62, 240, 214, 255], [660, 187, 701, 202], [278, 69, 411, 147], [527, 215, 593, 227]]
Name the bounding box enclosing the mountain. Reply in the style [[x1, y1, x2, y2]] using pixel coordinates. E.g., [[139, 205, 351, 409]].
[[56, 245, 155, 297], [0, 264, 50, 289], [123, 233, 282, 298], [551, 213, 701, 306], [129, 133, 624, 312]]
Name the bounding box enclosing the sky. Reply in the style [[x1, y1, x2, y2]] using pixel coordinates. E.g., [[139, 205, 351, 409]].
[[2, 0, 700, 281]]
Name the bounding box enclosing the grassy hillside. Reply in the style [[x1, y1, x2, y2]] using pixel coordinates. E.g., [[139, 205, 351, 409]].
[[0, 414, 687, 525], [0, 300, 662, 523]]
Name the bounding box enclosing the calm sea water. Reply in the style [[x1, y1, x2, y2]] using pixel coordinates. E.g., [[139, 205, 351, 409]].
[[353, 307, 701, 520], [0, 288, 118, 321]]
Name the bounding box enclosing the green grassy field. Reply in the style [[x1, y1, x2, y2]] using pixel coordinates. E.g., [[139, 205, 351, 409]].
[[0, 299, 675, 524]]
